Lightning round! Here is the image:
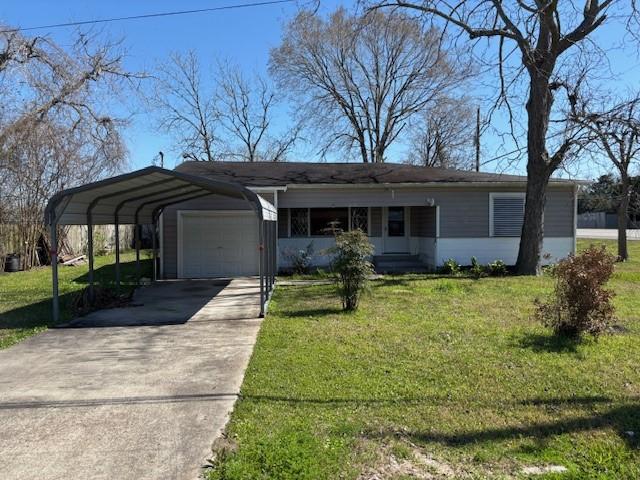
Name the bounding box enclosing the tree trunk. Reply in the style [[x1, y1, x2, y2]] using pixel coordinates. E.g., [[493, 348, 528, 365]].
[[516, 73, 553, 275], [516, 166, 550, 275], [617, 174, 630, 261]]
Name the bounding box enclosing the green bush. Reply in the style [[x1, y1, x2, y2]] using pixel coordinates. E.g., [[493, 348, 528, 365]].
[[469, 256, 485, 279], [441, 258, 460, 275], [283, 242, 314, 274], [329, 229, 374, 311], [534, 244, 616, 338], [488, 259, 508, 276]]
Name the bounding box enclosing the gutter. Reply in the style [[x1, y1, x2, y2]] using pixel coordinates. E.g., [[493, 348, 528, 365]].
[[281, 181, 583, 189]]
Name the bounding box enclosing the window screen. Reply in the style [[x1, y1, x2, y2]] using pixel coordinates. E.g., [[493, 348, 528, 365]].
[[351, 207, 368, 234], [492, 195, 525, 237], [290, 208, 309, 237]]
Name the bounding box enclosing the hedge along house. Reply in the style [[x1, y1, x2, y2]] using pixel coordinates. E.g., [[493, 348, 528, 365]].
[[165, 161, 578, 274]]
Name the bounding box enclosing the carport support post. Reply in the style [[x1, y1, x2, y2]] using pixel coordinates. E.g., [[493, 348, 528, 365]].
[[152, 218, 157, 282], [87, 214, 95, 303], [50, 219, 59, 324], [259, 219, 264, 317], [114, 215, 120, 295], [135, 223, 141, 285]]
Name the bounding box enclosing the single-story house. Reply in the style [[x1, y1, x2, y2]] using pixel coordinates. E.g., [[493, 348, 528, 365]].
[[156, 161, 577, 277]]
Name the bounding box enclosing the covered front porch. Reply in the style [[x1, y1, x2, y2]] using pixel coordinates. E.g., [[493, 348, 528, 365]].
[[277, 205, 440, 271]]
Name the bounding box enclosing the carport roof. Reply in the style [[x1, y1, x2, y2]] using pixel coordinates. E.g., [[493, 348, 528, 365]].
[[45, 166, 277, 226]]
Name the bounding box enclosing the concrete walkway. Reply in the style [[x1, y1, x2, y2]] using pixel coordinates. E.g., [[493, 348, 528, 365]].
[[577, 228, 640, 240], [0, 278, 262, 480]]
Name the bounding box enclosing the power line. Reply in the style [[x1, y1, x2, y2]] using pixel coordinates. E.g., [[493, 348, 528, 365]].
[[0, 0, 295, 34]]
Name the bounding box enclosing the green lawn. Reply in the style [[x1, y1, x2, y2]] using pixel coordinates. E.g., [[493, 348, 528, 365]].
[[209, 239, 640, 479], [0, 251, 151, 349]]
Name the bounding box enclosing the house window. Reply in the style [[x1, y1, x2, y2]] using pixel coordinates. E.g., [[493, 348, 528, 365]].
[[491, 193, 525, 237], [310, 208, 348, 235], [351, 207, 369, 234], [290, 208, 309, 237]]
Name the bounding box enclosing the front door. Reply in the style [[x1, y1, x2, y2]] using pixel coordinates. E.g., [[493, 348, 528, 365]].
[[383, 206, 409, 253]]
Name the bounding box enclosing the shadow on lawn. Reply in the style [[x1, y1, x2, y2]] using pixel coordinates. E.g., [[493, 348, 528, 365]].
[[243, 393, 640, 449], [73, 258, 152, 289], [516, 332, 583, 353], [280, 307, 345, 318], [0, 259, 151, 331], [360, 398, 640, 450]]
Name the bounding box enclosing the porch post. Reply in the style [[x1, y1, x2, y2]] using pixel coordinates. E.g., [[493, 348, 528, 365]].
[[87, 214, 95, 303], [50, 219, 59, 324], [114, 215, 120, 295]]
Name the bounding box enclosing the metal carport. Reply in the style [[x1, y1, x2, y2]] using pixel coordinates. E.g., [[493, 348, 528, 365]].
[[44, 166, 277, 322]]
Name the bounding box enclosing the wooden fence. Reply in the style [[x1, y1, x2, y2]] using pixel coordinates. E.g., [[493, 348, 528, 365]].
[[0, 224, 135, 272]]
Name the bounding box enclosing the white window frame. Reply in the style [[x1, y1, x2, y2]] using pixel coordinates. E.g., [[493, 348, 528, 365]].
[[489, 192, 526, 237]]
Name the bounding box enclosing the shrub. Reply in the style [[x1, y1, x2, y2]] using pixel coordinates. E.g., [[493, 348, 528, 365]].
[[329, 230, 374, 311], [283, 242, 314, 274], [534, 244, 616, 338], [441, 258, 460, 275], [469, 256, 486, 279], [488, 259, 508, 276]]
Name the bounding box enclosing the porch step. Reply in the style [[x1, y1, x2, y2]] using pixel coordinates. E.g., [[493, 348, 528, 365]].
[[373, 255, 429, 274]]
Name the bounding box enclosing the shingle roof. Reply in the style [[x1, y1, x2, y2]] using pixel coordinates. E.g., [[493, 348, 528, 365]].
[[175, 161, 576, 187]]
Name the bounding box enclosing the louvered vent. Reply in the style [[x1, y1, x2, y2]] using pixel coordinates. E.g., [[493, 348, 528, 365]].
[[492, 196, 525, 237]]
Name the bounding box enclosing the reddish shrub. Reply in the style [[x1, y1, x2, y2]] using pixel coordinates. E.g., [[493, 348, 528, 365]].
[[534, 245, 616, 338]]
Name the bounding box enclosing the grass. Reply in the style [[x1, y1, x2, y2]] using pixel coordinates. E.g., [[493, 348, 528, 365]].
[[0, 251, 151, 349], [208, 239, 640, 479]]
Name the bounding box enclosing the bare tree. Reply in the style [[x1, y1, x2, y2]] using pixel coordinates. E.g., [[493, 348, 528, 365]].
[[216, 62, 300, 162], [270, 8, 470, 164], [371, 0, 639, 274], [152, 51, 218, 162], [573, 94, 640, 261], [0, 28, 134, 268], [152, 54, 299, 162], [408, 97, 475, 169]]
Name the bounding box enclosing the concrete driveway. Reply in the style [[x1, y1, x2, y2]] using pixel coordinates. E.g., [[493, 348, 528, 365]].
[[0, 278, 262, 480]]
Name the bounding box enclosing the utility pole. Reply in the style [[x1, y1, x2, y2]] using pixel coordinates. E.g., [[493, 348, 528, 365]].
[[475, 107, 480, 172]]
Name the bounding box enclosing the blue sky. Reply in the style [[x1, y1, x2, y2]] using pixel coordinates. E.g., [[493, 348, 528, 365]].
[[1, 0, 638, 178]]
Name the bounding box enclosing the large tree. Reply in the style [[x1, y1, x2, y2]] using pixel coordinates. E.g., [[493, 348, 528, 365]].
[[574, 95, 640, 260], [152, 53, 299, 162], [373, 0, 639, 274], [0, 28, 135, 268], [270, 8, 470, 164], [407, 96, 475, 169]]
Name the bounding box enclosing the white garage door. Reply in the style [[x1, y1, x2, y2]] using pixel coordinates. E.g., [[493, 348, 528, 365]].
[[179, 211, 259, 278]]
